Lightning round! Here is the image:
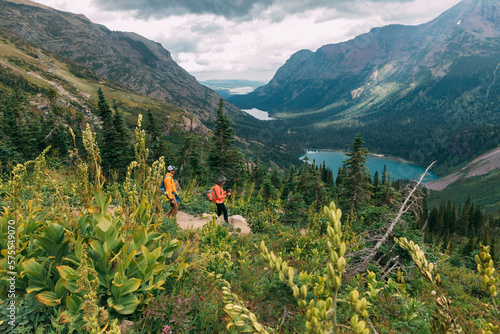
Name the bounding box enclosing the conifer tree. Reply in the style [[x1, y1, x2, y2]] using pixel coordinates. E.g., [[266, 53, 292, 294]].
[[335, 167, 344, 187], [111, 107, 133, 176], [145, 109, 167, 162], [97, 88, 115, 173], [208, 99, 245, 183], [381, 164, 388, 184], [340, 133, 372, 217], [2, 89, 23, 153], [177, 129, 204, 184], [96, 88, 132, 178]]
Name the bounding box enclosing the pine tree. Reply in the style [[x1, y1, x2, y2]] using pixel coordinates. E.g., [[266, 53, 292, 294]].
[[373, 171, 379, 188], [208, 99, 245, 183], [340, 133, 373, 217], [145, 109, 167, 162], [381, 164, 388, 184], [96, 89, 132, 178], [336, 167, 344, 187], [112, 108, 133, 176], [2, 89, 24, 154], [97, 88, 116, 173], [177, 129, 204, 184]]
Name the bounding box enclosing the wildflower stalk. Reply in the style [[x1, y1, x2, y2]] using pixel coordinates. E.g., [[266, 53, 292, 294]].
[[134, 114, 149, 185], [8, 163, 28, 210], [76, 248, 110, 333], [475, 244, 500, 333], [222, 283, 271, 333], [256, 201, 370, 334], [69, 128, 91, 206], [82, 124, 104, 192], [395, 237, 462, 333]]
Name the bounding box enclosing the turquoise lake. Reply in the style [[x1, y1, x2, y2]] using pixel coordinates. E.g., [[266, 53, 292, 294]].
[[300, 150, 439, 183]]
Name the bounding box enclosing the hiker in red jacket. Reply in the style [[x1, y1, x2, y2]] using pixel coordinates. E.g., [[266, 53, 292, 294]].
[[214, 176, 231, 224]]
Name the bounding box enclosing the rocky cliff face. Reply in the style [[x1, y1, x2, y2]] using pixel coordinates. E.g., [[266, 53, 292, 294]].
[[229, 0, 500, 114], [0, 0, 232, 121]]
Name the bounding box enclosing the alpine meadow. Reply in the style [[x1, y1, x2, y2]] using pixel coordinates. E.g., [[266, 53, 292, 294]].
[[0, 0, 499, 333]]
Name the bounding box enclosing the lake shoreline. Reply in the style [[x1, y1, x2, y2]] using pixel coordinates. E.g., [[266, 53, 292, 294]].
[[304, 149, 414, 165], [301, 149, 439, 183]]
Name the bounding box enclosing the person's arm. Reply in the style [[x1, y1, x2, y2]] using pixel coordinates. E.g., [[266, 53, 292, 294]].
[[215, 184, 226, 200]]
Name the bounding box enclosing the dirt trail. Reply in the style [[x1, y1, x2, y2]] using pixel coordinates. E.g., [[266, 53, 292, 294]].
[[176, 211, 251, 234]]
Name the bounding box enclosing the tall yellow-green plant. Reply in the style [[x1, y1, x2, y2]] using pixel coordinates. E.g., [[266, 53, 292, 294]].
[[82, 124, 104, 192], [475, 244, 499, 334], [224, 201, 370, 334], [123, 114, 166, 221], [123, 161, 139, 215], [134, 114, 149, 185], [7, 163, 27, 211], [7, 147, 51, 209], [69, 127, 91, 206], [395, 237, 463, 333]]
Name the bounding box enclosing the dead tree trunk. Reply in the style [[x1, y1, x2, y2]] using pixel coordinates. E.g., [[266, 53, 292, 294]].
[[353, 161, 436, 276]]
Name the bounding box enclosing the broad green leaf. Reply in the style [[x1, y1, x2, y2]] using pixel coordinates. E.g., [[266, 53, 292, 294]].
[[120, 278, 141, 295], [96, 216, 112, 234], [63, 278, 79, 294], [26, 282, 46, 294], [36, 291, 61, 306], [107, 294, 140, 315], [57, 266, 77, 280], [66, 295, 83, 314], [55, 278, 67, 299], [89, 240, 105, 258], [22, 258, 41, 272]]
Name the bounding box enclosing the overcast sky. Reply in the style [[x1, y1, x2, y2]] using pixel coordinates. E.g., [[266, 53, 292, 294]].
[[32, 0, 462, 82]]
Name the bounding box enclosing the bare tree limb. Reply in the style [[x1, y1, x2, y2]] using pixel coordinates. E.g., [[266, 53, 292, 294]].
[[382, 260, 400, 280], [353, 161, 436, 275], [381, 255, 399, 275], [367, 316, 380, 334]]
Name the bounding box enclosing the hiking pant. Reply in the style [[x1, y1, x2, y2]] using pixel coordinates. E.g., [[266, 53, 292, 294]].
[[167, 200, 179, 218], [216, 202, 228, 223]]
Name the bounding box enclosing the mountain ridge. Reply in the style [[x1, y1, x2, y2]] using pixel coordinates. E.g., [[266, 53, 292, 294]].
[[228, 0, 499, 174], [230, 0, 499, 113], [0, 0, 248, 123]]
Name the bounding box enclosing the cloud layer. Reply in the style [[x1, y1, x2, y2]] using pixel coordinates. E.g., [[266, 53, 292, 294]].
[[36, 0, 462, 80], [91, 0, 418, 21]]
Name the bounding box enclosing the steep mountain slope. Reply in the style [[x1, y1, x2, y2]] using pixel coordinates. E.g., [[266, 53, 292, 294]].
[[0, 20, 289, 169], [0, 0, 244, 122], [230, 0, 499, 114], [0, 24, 204, 135], [229, 0, 500, 173], [425, 146, 500, 213]]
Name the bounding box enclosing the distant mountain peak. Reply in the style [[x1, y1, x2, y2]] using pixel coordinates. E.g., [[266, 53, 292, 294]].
[[427, 0, 500, 37]]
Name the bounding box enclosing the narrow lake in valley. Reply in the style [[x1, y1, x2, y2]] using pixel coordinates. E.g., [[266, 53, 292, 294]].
[[241, 108, 274, 120], [300, 150, 439, 183]]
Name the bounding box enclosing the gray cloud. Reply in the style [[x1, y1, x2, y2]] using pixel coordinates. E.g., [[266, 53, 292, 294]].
[[91, 0, 416, 22], [190, 22, 225, 34]]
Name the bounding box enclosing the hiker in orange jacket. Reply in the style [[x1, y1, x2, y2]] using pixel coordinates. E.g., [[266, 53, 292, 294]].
[[164, 165, 179, 218], [214, 176, 231, 224]]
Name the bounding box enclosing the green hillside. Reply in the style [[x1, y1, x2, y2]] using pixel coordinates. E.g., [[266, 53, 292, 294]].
[[428, 169, 500, 214]]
